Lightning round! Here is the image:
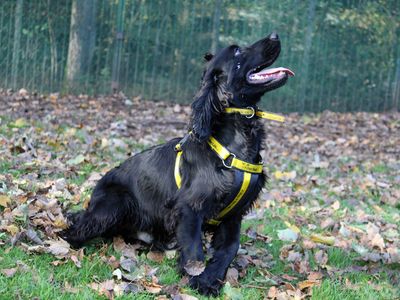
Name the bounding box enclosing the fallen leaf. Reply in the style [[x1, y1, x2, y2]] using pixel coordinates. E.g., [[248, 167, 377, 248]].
[[165, 250, 176, 259], [6, 224, 19, 235], [281, 274, 298, 281], [112, 268, 122, 280], [46, 239, 70, 257], [314, 250, 328, 266], [278, 229, 298, 242], [226, 267, 239, 285], [1, 267, 18, 277], [0, 195, 11, 207], [298, 280, 320, 290], [307, 272, 323, 281], [223, 282, 243, 300], [267, 286, 278, 299], [70, 255, 81, 268], [274, 171, 296, 181], [89, 279, 115, 299], [331, 200, 340, 210], [14, 118, 28, 128], [66, 154, 85, 166], [173, 294, 199, 300], [310, 234, 335, 246], [120, 256, 136, 272], [284, 221, 300, 233], [141, 279, 162, 294], [147, 251, 164, 263]]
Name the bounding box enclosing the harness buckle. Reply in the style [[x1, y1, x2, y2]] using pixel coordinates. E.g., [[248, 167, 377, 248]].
[[245, 106, 256, 119], [222, 153, 236, 169]]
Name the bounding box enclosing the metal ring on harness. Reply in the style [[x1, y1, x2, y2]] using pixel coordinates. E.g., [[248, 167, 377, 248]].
[[222, 153, 236, 169], [245, 106, 255, 119]]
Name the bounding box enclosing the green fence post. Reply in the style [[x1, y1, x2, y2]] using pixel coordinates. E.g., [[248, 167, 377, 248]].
[[11, 0, 23, 90], [111, 0, 125, 93]]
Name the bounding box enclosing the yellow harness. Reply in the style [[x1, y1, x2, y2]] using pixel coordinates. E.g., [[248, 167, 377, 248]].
[[174, 107, 284, 225]]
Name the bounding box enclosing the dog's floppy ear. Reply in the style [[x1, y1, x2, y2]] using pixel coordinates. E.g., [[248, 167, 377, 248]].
[[191, 70, 222, 142]]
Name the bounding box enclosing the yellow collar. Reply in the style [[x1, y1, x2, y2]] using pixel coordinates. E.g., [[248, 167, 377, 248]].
[[224, 107, 285, 122]]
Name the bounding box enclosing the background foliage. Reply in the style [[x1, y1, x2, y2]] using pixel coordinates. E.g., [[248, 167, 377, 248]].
[[0, 0, 399, 112]]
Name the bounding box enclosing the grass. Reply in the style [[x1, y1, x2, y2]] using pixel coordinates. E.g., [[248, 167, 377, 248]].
[[1, 116, 399, 299]]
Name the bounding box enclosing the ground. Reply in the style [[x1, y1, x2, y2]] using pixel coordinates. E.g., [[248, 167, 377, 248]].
[[0, 90, 399, 299]]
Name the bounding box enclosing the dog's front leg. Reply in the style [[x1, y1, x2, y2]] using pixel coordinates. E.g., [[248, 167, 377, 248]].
[[176, 204, 205, 274], [189, 217, 241, 296]]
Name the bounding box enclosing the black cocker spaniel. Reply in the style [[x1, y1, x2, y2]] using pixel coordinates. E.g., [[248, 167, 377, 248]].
[[62, 33, 294, 296]]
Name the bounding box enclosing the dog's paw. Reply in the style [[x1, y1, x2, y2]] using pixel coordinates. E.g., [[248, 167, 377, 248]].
[[189, 274, 222, 296]]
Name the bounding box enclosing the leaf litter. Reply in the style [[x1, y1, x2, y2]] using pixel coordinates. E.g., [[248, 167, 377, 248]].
[[0, 90, 399, 298]]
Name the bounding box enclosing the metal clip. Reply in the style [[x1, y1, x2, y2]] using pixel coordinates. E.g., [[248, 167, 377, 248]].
[[245, 106, 256, 119], [222, 153, 236, 168]]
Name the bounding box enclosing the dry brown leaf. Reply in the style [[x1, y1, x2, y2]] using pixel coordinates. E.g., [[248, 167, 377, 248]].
[[307, 271, 323, 281], [331, 200, 340, 210], [298, 279, 320, 290], [0, 194, 11, 207], [314, 250, 329, 266], [53, 217, 69, 229], [120, 256, 136, 272], [70, 255, 81, 268], [267, 286, 278, 299], [89, 279, 115, 299], [173, 294, 199, 300], [51, 260, 67, 266], [1, 267, 18, 277], [46, 239, 70, 257], [225, 267, 239, 285], [281, 274, 298, 281], [147, 251, 164, 263], [141, 279, 163, 294], [113, 236, 138, 259], [5, 224, 19, 235]]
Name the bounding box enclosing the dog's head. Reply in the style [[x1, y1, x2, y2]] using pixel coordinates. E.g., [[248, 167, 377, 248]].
[[191, 33, 294, 141]]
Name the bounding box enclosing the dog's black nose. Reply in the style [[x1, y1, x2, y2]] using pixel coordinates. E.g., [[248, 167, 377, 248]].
[[269, 32, 279, 41]]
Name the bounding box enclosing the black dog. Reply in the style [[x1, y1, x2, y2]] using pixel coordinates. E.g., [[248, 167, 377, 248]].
[[62, 33, 293, 295]]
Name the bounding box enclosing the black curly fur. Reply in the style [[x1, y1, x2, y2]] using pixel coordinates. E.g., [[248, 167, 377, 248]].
[[61, 33, 287, 296]]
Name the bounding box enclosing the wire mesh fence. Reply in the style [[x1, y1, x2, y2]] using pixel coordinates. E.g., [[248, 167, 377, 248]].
[[0, 0, 399, 112]]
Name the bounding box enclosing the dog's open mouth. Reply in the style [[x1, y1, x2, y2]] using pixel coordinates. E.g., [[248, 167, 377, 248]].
[[247, 66, 295, 85]]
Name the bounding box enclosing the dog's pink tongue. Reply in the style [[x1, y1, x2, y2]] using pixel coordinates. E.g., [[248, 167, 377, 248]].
[[259, 67, 295, 77]]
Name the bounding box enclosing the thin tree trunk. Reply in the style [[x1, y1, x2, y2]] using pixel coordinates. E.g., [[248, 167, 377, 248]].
[[65, 0, 97, 90], [11, 0, 23, 90]]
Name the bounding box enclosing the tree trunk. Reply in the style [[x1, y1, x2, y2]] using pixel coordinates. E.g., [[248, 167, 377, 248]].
[[11, 0, 23, 90], [65, 0, 97, 90]]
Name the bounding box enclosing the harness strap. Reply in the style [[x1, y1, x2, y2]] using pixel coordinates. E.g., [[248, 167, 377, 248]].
[[174, 150, 183, 189], [224, 107, 285, 122], [172, 106, 283, 226], [207, 171, 251, 225], [207, 136, 263, 174]]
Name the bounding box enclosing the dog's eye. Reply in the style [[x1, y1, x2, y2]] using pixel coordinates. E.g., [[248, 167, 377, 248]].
[[234, 48, 241, 57]]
